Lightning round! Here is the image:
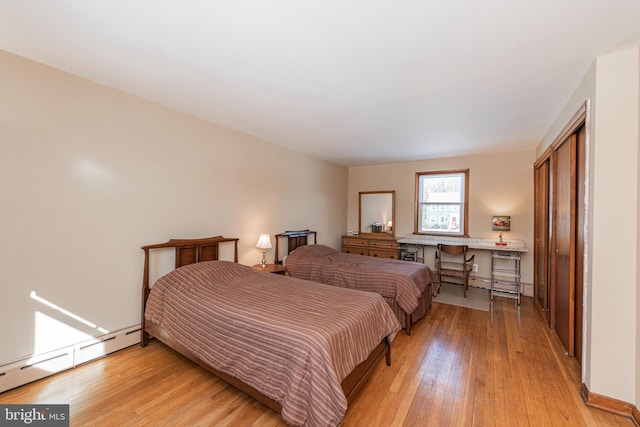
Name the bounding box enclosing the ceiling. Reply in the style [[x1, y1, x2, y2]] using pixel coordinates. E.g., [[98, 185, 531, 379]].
[[1, 1, 640, 167]]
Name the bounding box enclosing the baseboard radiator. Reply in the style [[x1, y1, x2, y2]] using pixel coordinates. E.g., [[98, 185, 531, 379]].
[[0, 324, 140, 393]]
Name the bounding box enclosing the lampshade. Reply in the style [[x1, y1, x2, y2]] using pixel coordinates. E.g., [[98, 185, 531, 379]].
[[491, 216, 511, 231], [256, 234, 272, 250], [386, 220, 393, 228]]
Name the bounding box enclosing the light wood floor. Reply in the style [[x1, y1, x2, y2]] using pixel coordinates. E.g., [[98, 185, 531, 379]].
[[0, 296, 634, 426]]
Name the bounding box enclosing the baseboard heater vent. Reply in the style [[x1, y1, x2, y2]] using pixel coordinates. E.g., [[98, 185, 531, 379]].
[[0, 324, 140, 393], [79, 336, 116, 351]]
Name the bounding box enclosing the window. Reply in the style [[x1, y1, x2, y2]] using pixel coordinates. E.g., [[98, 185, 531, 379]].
[[415, 169, 469, 236]]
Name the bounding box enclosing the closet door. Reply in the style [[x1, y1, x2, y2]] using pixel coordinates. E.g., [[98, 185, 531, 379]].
[[574, 125, 586, 364], [552, 133, 576, 356], [539, 103, 587, 363], [534, 155, 551, 323]]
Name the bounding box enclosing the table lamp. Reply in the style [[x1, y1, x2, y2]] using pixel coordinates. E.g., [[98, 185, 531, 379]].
[[492, 216, 510, 246], [256, 234, 272, 267]]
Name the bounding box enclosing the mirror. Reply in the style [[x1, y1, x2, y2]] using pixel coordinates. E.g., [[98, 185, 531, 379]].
[[359, 191, 395, 236]]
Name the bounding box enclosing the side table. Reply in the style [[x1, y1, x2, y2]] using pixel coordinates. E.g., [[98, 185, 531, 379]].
[[251, 264, 287, 275]]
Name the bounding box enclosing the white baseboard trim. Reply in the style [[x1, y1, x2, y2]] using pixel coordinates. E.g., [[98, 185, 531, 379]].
[[0, 324, 141, 393]]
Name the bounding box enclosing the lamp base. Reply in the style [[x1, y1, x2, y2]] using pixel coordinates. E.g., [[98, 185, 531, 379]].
[[261, 251, 267, 267]]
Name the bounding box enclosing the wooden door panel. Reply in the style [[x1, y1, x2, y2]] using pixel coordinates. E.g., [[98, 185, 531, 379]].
[[553, 134, 576, 356], [575, 125, 586, 364], [534, 159, 550, 317]]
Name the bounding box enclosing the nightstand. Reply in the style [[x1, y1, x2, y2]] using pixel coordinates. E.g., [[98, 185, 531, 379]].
[[252, 264, 287, 275]]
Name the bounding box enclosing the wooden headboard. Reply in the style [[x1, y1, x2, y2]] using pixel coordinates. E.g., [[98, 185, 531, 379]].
[[140, 236, 239, 345], [274, 229, 317, 264]]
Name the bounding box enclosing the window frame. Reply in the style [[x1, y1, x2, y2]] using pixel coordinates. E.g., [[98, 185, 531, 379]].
[[414, 169, 469, 237]]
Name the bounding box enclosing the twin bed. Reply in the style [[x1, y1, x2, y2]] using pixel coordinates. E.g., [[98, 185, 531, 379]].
[[278, 230, 437, 335], [141, 236, 401, 427]]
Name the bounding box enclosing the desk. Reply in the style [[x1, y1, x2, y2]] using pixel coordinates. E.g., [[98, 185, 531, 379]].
[[397, 235, 527, 252], [398, 235, 528, 303]]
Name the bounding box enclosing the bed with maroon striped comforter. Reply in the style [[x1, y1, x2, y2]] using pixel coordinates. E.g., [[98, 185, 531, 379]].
[[145, 260, 400, 427], [285, 245, 437, 325]]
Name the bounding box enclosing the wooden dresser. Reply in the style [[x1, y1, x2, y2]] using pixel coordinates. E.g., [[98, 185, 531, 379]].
[[342, 234, 399, 259]]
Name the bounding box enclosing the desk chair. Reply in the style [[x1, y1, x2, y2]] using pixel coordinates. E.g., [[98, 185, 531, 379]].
[[435, 244, 475, 298]]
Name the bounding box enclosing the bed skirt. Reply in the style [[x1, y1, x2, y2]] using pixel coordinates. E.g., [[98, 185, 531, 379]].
[[383, 282, 432, 330]]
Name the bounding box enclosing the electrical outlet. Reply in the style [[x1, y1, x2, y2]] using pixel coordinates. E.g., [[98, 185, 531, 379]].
[[472, 263, 479, 272]]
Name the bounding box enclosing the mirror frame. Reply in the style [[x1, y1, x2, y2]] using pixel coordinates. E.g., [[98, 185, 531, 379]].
[[358, 190, 396, 237]]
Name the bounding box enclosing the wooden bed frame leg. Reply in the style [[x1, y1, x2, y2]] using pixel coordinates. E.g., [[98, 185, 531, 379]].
[[405, 313, 412, 336], [385, 338, 392, 366]]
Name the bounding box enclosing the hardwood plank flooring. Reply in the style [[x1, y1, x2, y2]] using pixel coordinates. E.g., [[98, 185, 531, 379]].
[[0, 296, 633, 426]]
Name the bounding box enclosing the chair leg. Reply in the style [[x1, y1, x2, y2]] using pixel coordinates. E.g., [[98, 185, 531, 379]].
[[463, 272, 468, 298]]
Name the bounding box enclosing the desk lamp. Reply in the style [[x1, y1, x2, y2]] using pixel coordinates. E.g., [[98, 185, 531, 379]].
[[492, 216, 510, 246]]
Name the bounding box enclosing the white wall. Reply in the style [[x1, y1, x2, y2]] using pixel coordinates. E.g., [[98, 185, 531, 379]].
[[0, 50, 348, 365], [536, 47, 640, 405], [348, 150, 536, 289], [591, 48, 639, 403]]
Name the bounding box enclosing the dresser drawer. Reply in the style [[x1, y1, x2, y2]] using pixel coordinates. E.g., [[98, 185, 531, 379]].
[[342, 235, 398, 259], [342, 237, 368, 247], [343, 246, 369, 256], [369, 249, 399, 259], [368, 240, 398, 250]]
